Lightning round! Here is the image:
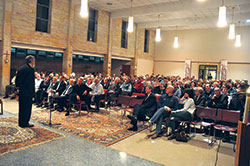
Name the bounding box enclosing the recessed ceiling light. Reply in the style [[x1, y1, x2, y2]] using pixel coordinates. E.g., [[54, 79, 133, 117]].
[[246, 19, 250, 23], [106, 2, 112, 5]]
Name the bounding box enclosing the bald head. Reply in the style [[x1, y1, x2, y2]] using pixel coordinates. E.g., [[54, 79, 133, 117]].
[[166, 85, 174, 95]]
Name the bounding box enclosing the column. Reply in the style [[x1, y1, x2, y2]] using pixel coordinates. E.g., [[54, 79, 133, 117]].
[[184, 60, 191, 78], [63, 0, 74, 76], [103, 13, 112, 76], [220, 59, 228, 80], [0, 0, 13, 94]]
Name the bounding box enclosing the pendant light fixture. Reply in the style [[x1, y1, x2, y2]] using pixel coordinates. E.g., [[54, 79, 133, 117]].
[[235, 21, 241, 47], [173, 26, 179, 48], [217, 0, 227, 27], [228, 7, 235, 39], [127, 0, 134, 32], [155, 15, 161, 42], [80, 0, 88, 18]]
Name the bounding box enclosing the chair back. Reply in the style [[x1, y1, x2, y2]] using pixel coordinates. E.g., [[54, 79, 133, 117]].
[[195, 106, 217, 120], [132, 93, 145, 96], [117, 95, 131, 106], [129, 98, 143, 107], [218, 109, 241, 123]]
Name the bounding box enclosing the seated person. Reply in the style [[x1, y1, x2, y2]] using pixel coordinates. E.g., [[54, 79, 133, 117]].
[[164, 89, 196, 140], [120, 78, 132, 96], [54, 79, 75, 112], [50, 76, 66, 109], [194, 87, 206, 106], [46, 77, 58, 108], [89, 78, 105, 112], [154, 83, 165, 95], [65, 78, 92, 116], [229, 87, 246, 119], [173, 83, 182, 98], [203, 84, 214, 106], [208, 87, 228, 109], [127, 85, 157, 131], [146, 85, 179, 139], [107, 77, 121, 107], [36, 76, 50, 107], [133, 78, 144, 93], [34, 74, 43, 105], [3, 73, 17, 99], [101, 78, 109, 90]]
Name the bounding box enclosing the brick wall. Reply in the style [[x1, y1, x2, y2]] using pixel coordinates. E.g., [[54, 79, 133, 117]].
[[0, 0, 3, 40]]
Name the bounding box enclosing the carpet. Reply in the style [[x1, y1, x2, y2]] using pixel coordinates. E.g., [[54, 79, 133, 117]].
[[31, 108, 146, 146], [0, 117, 64, 156]]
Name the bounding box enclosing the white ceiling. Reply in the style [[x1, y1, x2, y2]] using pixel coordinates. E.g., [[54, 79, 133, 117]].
[[76, 0, 250, 30]]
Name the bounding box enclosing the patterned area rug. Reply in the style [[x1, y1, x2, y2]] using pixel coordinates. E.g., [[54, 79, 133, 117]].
[[31, 108, 146, 146], [0, 117, 64, 156]]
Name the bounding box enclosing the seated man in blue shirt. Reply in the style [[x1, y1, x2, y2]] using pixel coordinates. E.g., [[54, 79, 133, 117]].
[[146, 85, 179, 139]]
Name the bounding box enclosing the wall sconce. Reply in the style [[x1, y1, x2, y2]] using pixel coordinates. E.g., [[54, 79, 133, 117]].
[[68, 64, 72, 67], [4, 51, 10, 64]]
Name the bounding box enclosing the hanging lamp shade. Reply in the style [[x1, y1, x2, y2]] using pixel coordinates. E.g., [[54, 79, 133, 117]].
[[127, 16, 134, 32], [228, 23, 235, 39], [80, 0, 88, 18], [155, 28, 161, 42], [235, 34, 241, 47], [217, 5, 227, 27], [173, 37, 179, 48]]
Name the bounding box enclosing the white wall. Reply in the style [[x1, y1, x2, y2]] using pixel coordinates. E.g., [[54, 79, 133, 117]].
[[154, 26, 250, 81], [137, 58, 154, 76]]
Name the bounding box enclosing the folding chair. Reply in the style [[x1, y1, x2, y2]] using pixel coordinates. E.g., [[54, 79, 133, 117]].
[[99, 89, 108, 112], [112, 95, 131, 124]]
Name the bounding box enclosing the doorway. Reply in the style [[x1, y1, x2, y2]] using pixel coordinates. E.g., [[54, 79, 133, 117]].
[[198, 65, 218, 80]]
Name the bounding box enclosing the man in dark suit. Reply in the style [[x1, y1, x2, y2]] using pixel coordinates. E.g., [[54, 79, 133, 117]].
[[208, 87, 228, 109], [65, 78, 92, 116], [15, 55, 35, 128], [54, 79, 75, 112], [127, 85, 157, 131], [50, 76, 66, 109]]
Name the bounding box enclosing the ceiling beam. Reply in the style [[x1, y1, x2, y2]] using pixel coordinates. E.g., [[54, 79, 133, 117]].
[[111, 0, 250, 19]]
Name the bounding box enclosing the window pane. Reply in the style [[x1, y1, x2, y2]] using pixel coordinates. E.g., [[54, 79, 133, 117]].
[[27, 49, 36, 55], [38, 0, 50, 6], [36, 19, 48, 33], [87, 31, 95, 42], [38, 51, 46, 58], [11, 48, 16, 53], [37, 5, 49, 19], [87, 8, 97, 42], [55, 52, 63, 58], [16, 48, 26, 57], [89, 56, 95, 61], [47, 52, 54, 58]]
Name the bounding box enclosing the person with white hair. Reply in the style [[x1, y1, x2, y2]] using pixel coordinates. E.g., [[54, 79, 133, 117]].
[[89, 78, 105, 112]]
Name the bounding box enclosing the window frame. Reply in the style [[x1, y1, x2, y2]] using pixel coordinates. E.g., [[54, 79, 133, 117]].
[[35, 0, 52, 33], [87, 8, 98, 42]]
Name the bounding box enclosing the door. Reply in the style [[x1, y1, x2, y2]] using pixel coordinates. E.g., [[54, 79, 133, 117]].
[[199, 65, 218, 80], [122, 65, 131, 76]]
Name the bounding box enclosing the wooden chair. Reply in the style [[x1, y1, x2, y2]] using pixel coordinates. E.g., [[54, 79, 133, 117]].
[[99, 89, 108, 112], [0, 98, 3, 115], [214, 109, 240, 151], [72, 100, 90, 115], [191, 106, 217, 143]]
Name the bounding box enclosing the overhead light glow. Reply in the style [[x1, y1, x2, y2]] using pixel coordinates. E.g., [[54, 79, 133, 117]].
[[235, 35, 241, 47], [155, 28, 161, 42], [80, 0, 88, 18], [246, 19, 250, 23], [228, 24, 235, 39], [173, 37, 179, 48], [127, 16, 134, 32], [217, 5, 227, 27]]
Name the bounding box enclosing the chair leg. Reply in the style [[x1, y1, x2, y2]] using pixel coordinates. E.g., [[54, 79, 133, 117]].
[[86, 104, 90, 114], [0, 101, 3, 115]]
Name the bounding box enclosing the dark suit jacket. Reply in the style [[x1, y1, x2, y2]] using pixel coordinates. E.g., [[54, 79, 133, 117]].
[[194, 95, 206, 107], [55, 81, 66, 95], [72, 83, 92, 97], [15, 63, 35, 97], [39, 80, 50, 91], [137, 93, 157, 118], [208, 94, 228, 109]]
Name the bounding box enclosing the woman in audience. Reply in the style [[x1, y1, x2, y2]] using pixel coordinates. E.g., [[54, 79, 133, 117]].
[[164, 89, 196, 140]]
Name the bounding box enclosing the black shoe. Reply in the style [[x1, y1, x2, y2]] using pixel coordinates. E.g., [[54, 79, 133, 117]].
[[168, 134, 176, 140], [128, 126, 138, 131], [37, 104, 42, 108], [151, 133, 162, 139], [57, 108, 63, 112], [222, 137, 230, 143], [19, 124, 34, 128], [10, 96, 16, 100], [3, 96, 8, 99], [65, 112, 70, 116], [91, 109, 100, 113]]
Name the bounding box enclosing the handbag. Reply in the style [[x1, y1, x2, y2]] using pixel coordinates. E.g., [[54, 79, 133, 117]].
[[175, 131, 189, 142]]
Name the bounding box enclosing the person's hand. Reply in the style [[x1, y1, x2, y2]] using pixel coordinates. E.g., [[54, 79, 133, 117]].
[[171, 111, 176, 113], [83, 90, 87, 95], [76, 95, 80, 101], [212, 95, 216, 100]]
